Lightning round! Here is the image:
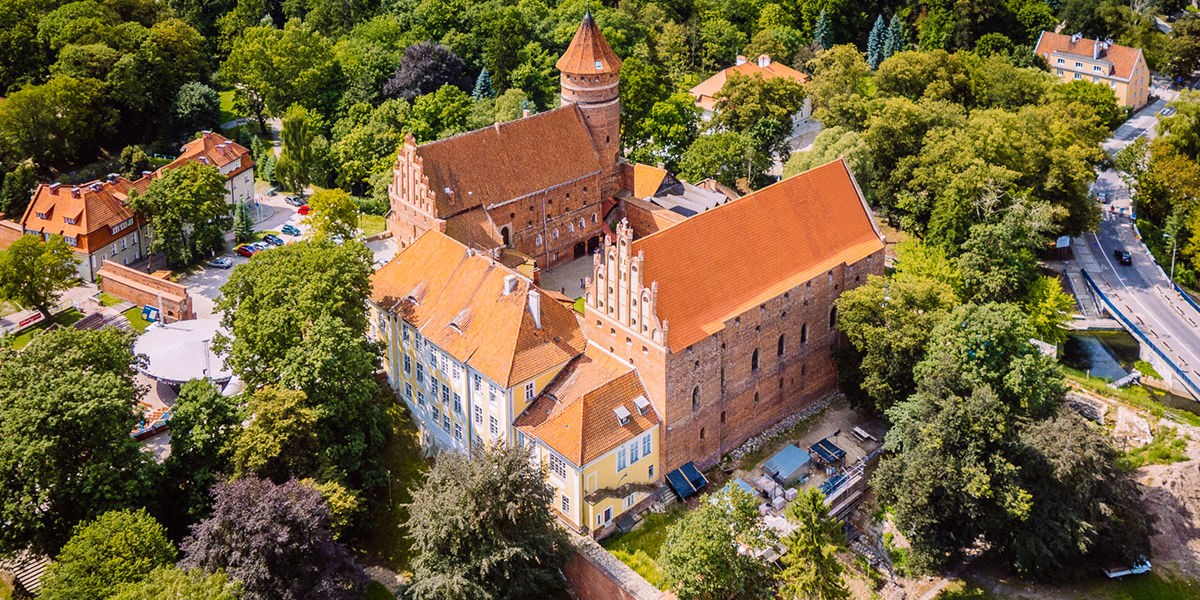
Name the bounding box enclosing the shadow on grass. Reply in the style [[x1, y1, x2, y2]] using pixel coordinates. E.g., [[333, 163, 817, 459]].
[[357, 398, 430, 577]]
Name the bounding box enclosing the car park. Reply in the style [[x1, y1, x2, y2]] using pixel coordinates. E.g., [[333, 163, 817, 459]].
[[1114, 249, 1132, 265], [263, 234, 284, 246], [298, 205, 311, 215], [281, 224, 301, 236], [235, 244, 256, 257], [207, 257, 233, 269], [252, 241, 271, 252]]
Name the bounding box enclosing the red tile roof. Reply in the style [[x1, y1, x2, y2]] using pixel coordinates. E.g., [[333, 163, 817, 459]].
[[411, 107, 603, 218], [515, 344, 658, 466], [21, 176, 148, 253], [371, 230, 588, 387], [689, 56, 810, 111], [556, 11, 622, 75], [166, 131, 253, 175], [1034, 32, 1144, 80], [633, 164, 668, 199], [633, 158, 884, 352]]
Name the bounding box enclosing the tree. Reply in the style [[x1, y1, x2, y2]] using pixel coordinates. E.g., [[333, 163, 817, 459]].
[[39, 510, 175, 600], [783, 127, 875, 200], [129, 162, 231, 266], [493, 88, 529, 123], [0, 234, 79, 320], [111, 567, 242, 600], [0, 328, 150, 555], [659, 485, 775, 600], [277, 104, 315, 193], [628, 94, 702, 171], [711, 71, 806, 161], [303, 188, 360, 240], [974, 33, 1014, 58], [181, 477, 368, 600], [0, 158, 35, 218], [779, 488, 849, 600], [0, 75, 116, 167], [170, 82, 221, 139], [159, 380, 241, 534], [804, 45, 869, 118], [302, 479, 359, 540], [867, 15, 886, 70], [1159, 90, 1200, 160], [383, 41, 470, 102], [884, 15, 907, 59], [231, 386, 320, 482], [1048, 80, 1123, 131], [620, 57, 668, 148], [1023, 276, 1074, 345], [407, 444, 571, 600], [678, 132, 756, 188], [0, 0, 43, 96], [700, 16, 747, 70], [234, 201, 254, 243], [408, 84, 472, 142], [836, 273, 958, 414], [119, 146, 151, 180], [813, 10, 832, 50], [472, 68, 494, 100]]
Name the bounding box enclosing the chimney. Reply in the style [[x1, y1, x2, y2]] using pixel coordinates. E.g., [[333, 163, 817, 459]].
[[757, 54, 771, 68], [201, 130, 212, 139], [494, 122, 501, 134], [656, 162, 665, 170], [528, 290, 541, 329], [522, 109, 530, 118], [1093, 41, 1100, 59], [735, 55, 747, 66], [71, 187, 80, 198], [503, 274, 518, 295], [49, 183, 60, 192], [141, 170, 152, 178]]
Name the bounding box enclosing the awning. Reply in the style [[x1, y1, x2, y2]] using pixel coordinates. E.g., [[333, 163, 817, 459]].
[[666, 461, 709, 500], [809, 437, 846, 464]]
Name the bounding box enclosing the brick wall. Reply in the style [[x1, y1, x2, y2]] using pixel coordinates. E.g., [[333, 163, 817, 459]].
[[564, 536, 674, 600], [622, 197, 685, 239], [0, 219, 21, 250], [96, 262, 194, 322]]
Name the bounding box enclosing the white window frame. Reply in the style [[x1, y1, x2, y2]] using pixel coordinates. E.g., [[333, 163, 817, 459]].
[[550, 454, 567, 479], [616, 448, 626, 471], [642, 433, 651, 457], [524, 381, 535, 399], [489, 415, 499, 437]]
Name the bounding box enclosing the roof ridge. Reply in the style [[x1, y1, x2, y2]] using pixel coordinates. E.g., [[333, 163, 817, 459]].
[[416, 106, 570, 150]]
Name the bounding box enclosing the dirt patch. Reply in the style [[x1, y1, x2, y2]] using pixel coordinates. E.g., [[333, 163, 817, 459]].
[[1139, 454, 1200, 577]]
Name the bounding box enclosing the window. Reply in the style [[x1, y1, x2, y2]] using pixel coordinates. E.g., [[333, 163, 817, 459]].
[[699, 428, 705, 441], [35, 212, 46, 219], [649, 464, 654, 478], [110, 244, 117, 257], [1093, 65, 1101, 72], [64, 237, 77, 247], [517, 431, 526, 448], [629, 440, 640, 463], [452, 364, 460, 380], [489, 385, 499, 405], [536, 234, 543, 246], [475, 405, 482, 423], [121, 237, 127, 250], [454, 423, 462, 440], [441, 383, 450, 406], [561, 495, 570, 514], [720, 410, 726, 424], [432, 405, 440, 421], [525, 381, 535, 399], [553, 229, 559, 239], [642, 433, 651, 457], [1074, 73, 1081, 80], [1056, 58, 1064, 64], [692, 386, 699, 412], [442, 414, 451, 432], [624, 494, 635, 509], [777, 334, 785, 357], [568, 222, 574, 233], [829, 307, 837, 330], [416, 363, 425, 386], [801, 324, 808, 344], [404, 383, 413, 400], [490, 415, 499, 437], [550, 454, 567, 479], [751, 348, 760, 371], [440, 353, 448, 373], [1058, 68, 1063, 75], [617, 447, 627, 470], [453, 392, 462, 414], [403, 355, 411, 374], [474, 374, 482, 391], [1074, 61, 1082, 68], [417, 391, 425, 406]]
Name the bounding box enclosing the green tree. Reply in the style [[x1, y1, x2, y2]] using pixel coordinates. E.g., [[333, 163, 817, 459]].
[[0, 328, 149, 555], [779, 488, 849, 600], [407, 444, 572, 600], [804, 45, 869, 119], [119, 145, 151, 180], [231, 386, 320, 483], [0, 234, 79, 320], [159, 380, 241, 534], [472, 68, 494, 100], [493, 88, 530, 123], [301, 479, 359, 540], [866, 15, 886, 69], [974, 32, 1014, 58], [39, 510, 175, 600], [302, 188, 360, 240], [783, 127, 874, 200], [234, 201, 254, 243], [129, 162, 231, 266], [659, 485, 776, 600], [678, 132, 756, 188], [813, 10, 831, 50], [700, 16, 747, 69], [0, 0, 44, 95], [408, 84, 472, 142], [111, 567, 242, 600], [884, 15, 907, 59], [836, 273, 958, 414], [0, 75, 115, 167], [169, 82, 221, 140], [1159, 90, 1200, 160], [629, 93, 702, 171], [620, 57, 668, 148], [711, 71, 806, 161], [276, 104, 315, 193], [1023, 276, 1074, 345], [0, 159, 36, 220], [1048, 80, 1123, 131]]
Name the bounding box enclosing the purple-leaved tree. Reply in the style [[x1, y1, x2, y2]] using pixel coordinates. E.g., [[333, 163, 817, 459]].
[[180, 477, 368, 600]]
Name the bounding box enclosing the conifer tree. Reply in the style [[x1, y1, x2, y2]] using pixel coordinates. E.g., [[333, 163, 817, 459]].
[[885, 15, 907, 59], [867, 15, 886, 69], [814, 11, 832, 50], [472, 68, 494, 100], [234, 202, 253, 243]]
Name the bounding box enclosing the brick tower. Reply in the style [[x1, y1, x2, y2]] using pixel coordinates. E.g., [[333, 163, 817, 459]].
[[557, 10, 622, 199]]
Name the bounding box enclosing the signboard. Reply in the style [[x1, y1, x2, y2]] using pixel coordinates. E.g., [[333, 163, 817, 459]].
[[17, 313, 42, 328], [141, 305, 160, 323]]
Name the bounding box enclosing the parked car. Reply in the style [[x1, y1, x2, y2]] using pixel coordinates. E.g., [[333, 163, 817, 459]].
[[263, 234, 284, 246], [284, 196, 304, 207], [207, 257, 233, 269], [297, 205, 311, 215], [1114, 248, 1133, 265], [1097, 192, 1108, 204], [252, 241, 271, 252], [235, 244, 256, 257], [281, 224, 301, 236]]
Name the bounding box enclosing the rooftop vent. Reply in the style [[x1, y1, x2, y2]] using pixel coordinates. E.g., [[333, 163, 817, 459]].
[[1071, 32, 1082, 43], [614, 405, 631, 426], [503, 274, 519, 295], [735, 55, 747, 66], [633, 395, 651, 415]]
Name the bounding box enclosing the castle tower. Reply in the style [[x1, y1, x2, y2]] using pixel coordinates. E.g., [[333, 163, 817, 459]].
[[557, 10, 622, 199]]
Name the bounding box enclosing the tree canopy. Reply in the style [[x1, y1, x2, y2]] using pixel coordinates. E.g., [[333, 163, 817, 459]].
[[128, 161, 231, 267], [39, 509, 176, 600], [0, 234, 79, 320]]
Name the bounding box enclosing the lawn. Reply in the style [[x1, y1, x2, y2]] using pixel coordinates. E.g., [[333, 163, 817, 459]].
[[601, 505, 687, 589], [218, 90, 241, 127], [9, 308, 85, 349], [360, 214, 386, 237], [122, 305, 152, 334], [99, 292, 124, 307], [1081, 572, 1200, 600], [358, 398, 430, 576]]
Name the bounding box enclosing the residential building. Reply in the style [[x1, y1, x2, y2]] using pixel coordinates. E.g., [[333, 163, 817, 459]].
[[164, 131, 255, 204], [688, 54, 813, 137], [583, 158, 886, 473], [1035, 31, 1150, 109], [385, 11, 622, 269]]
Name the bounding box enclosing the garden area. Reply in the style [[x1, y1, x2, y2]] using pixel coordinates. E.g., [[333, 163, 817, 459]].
[[600, 507, 687, 589], [358, 398, 429, 579], [7, 308, 84, 350]]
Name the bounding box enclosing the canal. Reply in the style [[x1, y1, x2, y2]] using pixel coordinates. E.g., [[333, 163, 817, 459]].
[[1062, 331, 1200, 416]]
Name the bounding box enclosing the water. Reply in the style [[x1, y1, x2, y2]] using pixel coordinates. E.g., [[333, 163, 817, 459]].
[[1062, 332, 1200, 417]]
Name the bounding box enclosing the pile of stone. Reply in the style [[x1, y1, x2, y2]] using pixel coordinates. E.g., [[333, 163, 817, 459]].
[[728, 393, 838, 463]]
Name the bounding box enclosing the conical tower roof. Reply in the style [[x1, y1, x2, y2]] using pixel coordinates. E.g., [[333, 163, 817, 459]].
[[556, 10, 622, 75]]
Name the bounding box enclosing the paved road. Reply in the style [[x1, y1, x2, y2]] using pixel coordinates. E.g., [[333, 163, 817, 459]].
[[1077, 96, 1200, 398]]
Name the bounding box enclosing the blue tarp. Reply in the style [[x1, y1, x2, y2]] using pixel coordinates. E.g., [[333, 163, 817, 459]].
[[763, 445, 811, 485], [820, 473, 848, 496], [666, 462, 708, 500], [809, 437, 847, 464]]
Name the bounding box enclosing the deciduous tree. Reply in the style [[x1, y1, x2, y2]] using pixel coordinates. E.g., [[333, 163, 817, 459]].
[[303, 188, 360, 241], [0, 75, 115, 167], [159, 380, 241, 534], [276, 104, 315, 193], [111, 567, 241, 600], [0, 234, 79, 320], [129, 162, 231, 267], [383, 41, 470, 102], [231, 386, 319, 482], [0, 159, 35, 218], [39, 510, 175, 600]]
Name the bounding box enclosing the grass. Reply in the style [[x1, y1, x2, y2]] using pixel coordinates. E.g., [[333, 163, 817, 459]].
[[936, 580, 994, 600], [122, 305, 152, 334], [1134, 360, 1162, 380], [360, 214, 386, 237], [358, 398, 429, 575], [883, 531, 914, 578], [218, 90, 241, 126], [9, 308, 85, 349], [364, 581, 396, 600], [573, 297, 585, 314], [1117, 427, 1189, 471], [1082, 572, 1200, 600], [1063, 367, 1200, 428], [601, 506, 687, 589], [99, 292, 124, 307]]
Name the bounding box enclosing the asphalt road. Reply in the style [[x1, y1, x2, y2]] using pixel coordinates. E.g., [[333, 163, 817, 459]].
[[1078, 95, 1200, 397]]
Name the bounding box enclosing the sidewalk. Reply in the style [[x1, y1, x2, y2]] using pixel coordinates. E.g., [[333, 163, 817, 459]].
[[0, 283, 98, 334]]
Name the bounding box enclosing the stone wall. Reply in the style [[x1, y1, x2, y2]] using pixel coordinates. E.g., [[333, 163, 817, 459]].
[[564, 535, 674, 600], [96, 262, 194, 322], [622, 197, 685, 239]]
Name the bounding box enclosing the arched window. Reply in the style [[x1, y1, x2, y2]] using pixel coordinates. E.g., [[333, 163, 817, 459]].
[[801, 324, 808, 344], [751, 348, 760, 371], [568, 222, 574, 233], [699, 427, 705, 440], [753, 391, 759, 405], [692, 386, 699, 412], [777, 334, 785, 357], [535, 234, 543, 246], [829, 306, 838, 330]]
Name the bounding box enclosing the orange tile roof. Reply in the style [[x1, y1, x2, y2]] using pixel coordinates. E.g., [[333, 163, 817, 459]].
[[556, 11, 622, 75], [515, 344, 658, 466], [412, 107, 603, 218], [633, 158, 884, 353], [633, 163, 668, 199], [371, 230, 587, 387], [1034, 32, 1144, 80], [444, 206, 503, 252], [164, 132, 253, 176], [689, 56, 810, 111], [21, 176, 148, 253]]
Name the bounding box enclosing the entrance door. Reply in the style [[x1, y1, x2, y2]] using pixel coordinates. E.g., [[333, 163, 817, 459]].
[[587, 235, 601, 254], [573, 241, 586, 259], [500, 227, 510, 247]]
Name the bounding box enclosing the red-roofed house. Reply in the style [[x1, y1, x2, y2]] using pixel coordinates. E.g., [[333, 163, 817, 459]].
[[583, 158, 885, 473], [689, 54, 813, 135], [167, 131, 256, 204], [1035, 31, 1150, 109]]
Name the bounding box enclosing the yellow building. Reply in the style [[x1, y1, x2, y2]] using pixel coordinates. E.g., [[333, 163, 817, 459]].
[[515, 344, 662, 535], [1035, 31, 1150, 110], [368, 230, 586, 454]]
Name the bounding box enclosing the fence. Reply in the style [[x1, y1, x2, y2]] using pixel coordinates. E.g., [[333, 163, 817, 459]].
[[1173, 282, 1200, 316], [1080, 269, 1200, 400]]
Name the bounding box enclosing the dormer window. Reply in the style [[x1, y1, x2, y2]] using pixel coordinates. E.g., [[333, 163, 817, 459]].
[[614, 405, 631, 426], [595, 61, 603, 70], [633, 395, 650, 415], [36, 212, 47, 219], [64, 217, 75, 225]]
